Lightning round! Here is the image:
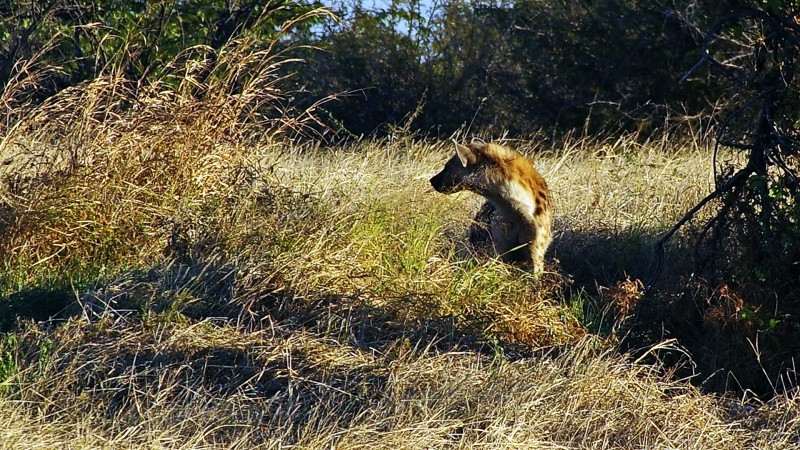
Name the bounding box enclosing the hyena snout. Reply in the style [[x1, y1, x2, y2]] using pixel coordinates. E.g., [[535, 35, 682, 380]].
[[429, 165, 464, 194], [429, 171, 452, 193]]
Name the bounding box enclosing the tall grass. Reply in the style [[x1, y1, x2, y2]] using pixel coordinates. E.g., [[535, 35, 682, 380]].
[[1, 9, 799, 449], [0, 9, 332, 292]]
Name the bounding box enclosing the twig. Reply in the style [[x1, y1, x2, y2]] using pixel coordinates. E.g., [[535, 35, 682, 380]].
[[645, 163, 753, 290]]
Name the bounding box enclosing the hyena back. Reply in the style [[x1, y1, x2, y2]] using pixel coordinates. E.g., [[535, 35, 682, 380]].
[[429, 141, 553, 274]]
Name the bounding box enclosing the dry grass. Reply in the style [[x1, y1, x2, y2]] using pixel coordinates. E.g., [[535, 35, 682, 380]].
[[532, 134, 716, 286], [1, 11, 799, 450], [0, 317, 797, 449], [2, 131, 799, 448]]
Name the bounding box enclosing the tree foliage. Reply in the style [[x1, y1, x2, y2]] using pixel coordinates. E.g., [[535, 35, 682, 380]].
[[0, 0, 322, 113], [7, 0, 796, 138], [294, 0, 734, 137], [643, 2, 800, 395]]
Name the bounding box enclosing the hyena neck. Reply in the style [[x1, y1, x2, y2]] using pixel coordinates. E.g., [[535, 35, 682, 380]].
[[484, 180, 537, 222]]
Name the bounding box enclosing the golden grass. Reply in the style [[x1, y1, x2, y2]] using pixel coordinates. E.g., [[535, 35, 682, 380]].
[[4, 129, 798, 448], [534, 134, 716, 285], [0, 317, 797, 449]]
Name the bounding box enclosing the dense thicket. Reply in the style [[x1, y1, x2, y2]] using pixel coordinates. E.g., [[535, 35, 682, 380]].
[[295, 0, 710, 137], [4, 0, 795, 138], [642, 4, 800, 395], [294, 0, 800, 138]]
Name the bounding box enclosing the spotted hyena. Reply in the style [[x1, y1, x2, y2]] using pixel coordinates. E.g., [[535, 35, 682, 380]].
[[429, 141, 553, 275]]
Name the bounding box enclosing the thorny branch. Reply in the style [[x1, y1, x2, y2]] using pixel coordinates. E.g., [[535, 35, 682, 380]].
[[646, 6, 800, 290]]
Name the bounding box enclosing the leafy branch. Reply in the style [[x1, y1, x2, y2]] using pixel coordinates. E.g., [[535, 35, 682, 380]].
[[647, 6, 800, 289]]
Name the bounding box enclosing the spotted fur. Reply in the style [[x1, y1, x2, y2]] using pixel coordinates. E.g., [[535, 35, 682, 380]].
[[430, 141, 553, 274]]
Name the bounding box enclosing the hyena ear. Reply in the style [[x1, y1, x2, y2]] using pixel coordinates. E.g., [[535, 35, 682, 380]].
[[455, 143, 480, 167]]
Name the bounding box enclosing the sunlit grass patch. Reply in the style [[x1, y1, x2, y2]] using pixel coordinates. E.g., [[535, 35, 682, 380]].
[[2, 132, 799, 447]]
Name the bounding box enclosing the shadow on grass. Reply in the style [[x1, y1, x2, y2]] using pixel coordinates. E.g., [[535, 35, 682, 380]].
[[0, 288, 74, 332], [2, 229, 795, 402], [550, 222, 684, 289], [3, 257, 549, 443], [550, 223, 800, 399]]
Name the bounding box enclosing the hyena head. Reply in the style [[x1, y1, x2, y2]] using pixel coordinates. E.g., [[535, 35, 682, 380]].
[[429, 143, 488, 195]]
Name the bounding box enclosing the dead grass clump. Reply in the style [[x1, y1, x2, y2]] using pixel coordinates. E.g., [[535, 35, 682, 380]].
[[742, 394, 800, 449], [0, 132, 265, 291], [643, 280, 800, 397], [0, 10, 333, 292], [311, 339, 758, 449], [702, 284, 750, 335], [0, 317, 378, 448], [598, 278, 645, 321]]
